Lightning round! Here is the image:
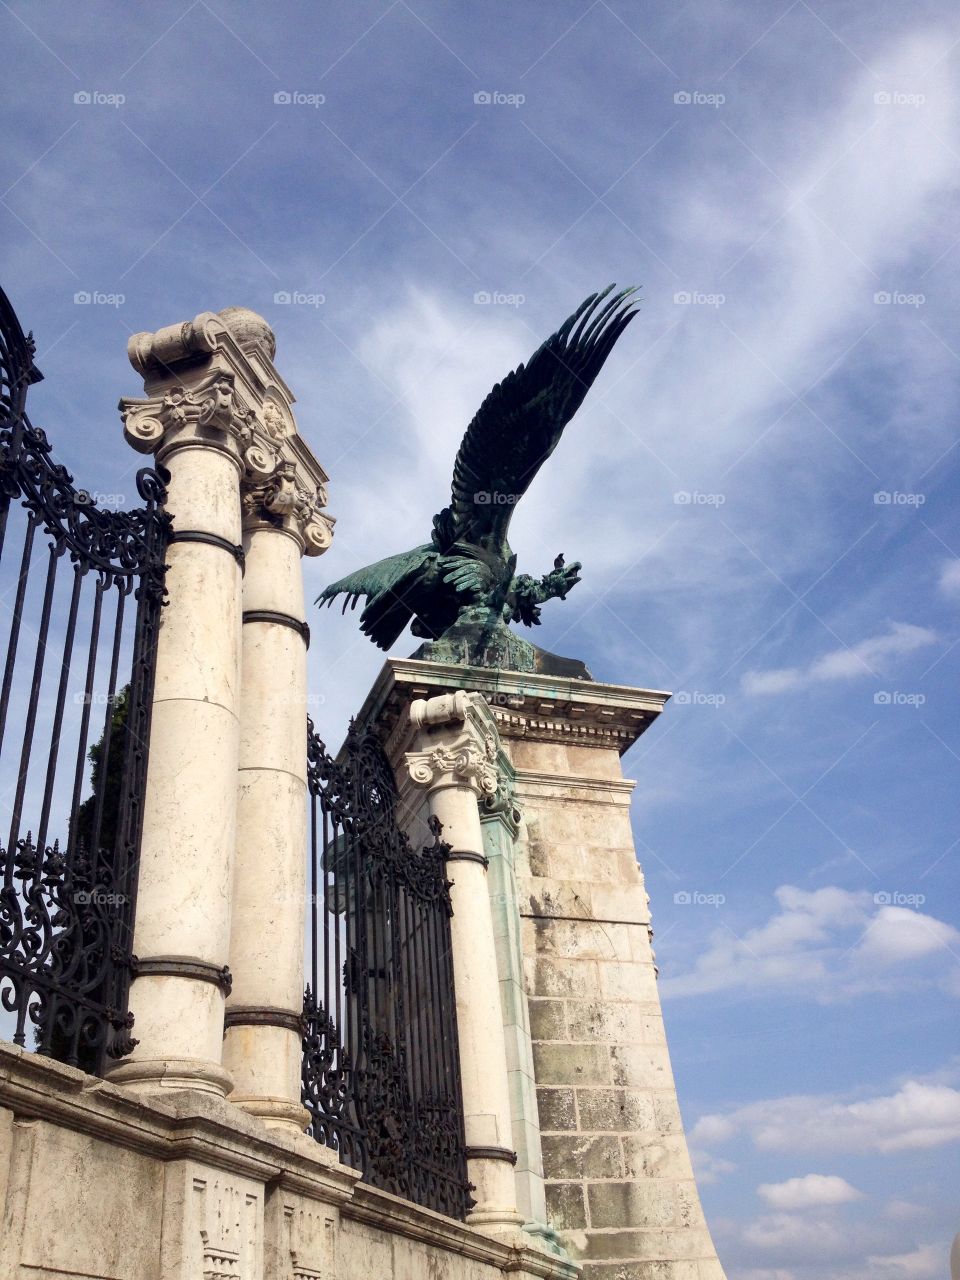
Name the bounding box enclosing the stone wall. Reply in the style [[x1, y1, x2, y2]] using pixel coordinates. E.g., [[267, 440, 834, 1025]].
[[512, 736, 725, 1280], [0, 1042, 578, 1280]]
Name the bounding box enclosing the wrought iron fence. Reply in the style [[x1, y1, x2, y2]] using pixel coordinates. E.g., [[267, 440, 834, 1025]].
[[302, 718, 472, 1220], [0, 284, 169, 1074]]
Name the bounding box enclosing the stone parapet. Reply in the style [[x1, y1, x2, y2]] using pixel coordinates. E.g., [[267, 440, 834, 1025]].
[[0, 1042, 579, 1280]]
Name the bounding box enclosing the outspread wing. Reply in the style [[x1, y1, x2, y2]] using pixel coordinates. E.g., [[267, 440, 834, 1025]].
[[441, 285, 640, 550], [316, 546, 434, 650]]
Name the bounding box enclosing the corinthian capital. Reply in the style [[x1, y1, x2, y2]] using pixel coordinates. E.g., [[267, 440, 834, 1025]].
[[120, 306, 335, 558], [404, 691, 501, 797], [241, 461, 333, 556]]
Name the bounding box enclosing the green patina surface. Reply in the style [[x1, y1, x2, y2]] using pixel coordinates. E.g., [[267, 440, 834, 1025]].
[[317, 285, 640, 675]]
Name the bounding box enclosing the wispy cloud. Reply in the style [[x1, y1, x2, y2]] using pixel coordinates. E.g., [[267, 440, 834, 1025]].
[[694, 1075, 960, 1155], [741, 622, 938, 693], [939, 559, 960, 598], [660, 884, 960, 1000]]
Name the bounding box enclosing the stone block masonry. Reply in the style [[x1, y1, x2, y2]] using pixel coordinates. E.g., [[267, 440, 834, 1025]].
[[513, 723, 726, 1280], [0, 1042, 579, 1280], [358, 660, 728, 1280]]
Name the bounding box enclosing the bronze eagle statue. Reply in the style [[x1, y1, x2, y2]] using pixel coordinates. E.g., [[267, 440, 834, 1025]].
[[317, 285, 640, 676]]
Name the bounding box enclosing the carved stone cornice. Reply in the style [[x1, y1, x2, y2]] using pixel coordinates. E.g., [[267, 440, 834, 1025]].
[[359, 659, 670, 763], [119, 308, 334, 558], [404, 690, 501, 797]]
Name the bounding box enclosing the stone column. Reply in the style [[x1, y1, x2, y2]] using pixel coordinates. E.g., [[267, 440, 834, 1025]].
[[222, 447, 333, 1131], [108, 306, 333, 1101], [480, 758, 563, 1254], [108, 312, 246, 1095], [404, 691, 524, 1237]]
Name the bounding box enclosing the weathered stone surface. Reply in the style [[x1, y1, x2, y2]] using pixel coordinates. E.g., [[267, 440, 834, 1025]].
[[576, 1088, 657, 1133], [529, 998, 568, 1041], [590, 883, 651, 924], [545, 1181, 587, 1231], [6, 1118, 165, 1279], [653, 1093, 685, 1135], [525, 955, 601, 997], [540, 1134, 623, 1180], [581, 1263, 703, 1280], [536, 1087, 578, 1132], [533, 1042, 611, 1087], [597, 959, 661, 1002], [0, 1044, 580, 1280], [565, 1000, 659, 1044], [609, 1044, 674, 1090], [587, 1180, 683, 1229], [522, 839, 639, 885], [622, 1135, 697, 1180], [523, 916, 634, 963], [498, 671, 727, 1276], [522, 875, 597, 920], [580, 1229, 666, 1261]]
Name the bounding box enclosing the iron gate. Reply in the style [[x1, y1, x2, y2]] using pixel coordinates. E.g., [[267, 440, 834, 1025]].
[[302, 718, 472, 1219], [0, 284, 169, 1074]]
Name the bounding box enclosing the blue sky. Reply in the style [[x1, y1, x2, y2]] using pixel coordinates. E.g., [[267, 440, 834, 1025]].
[[2, 2, 959, 1274]]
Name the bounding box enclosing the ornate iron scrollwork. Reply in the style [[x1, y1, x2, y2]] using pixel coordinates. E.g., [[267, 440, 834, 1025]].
[[302, 720, 472, 1220], [0, 283, 170, 1074], [0, 835, 138, 1060]]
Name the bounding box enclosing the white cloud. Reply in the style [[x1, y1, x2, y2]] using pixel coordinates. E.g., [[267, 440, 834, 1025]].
[[738, 1271, 795, 1280], [692, 1078, 960, 1156], [692, 1114, 738, 1145], [861, 1245, 941, 1279], [690, 1147, 737, 1185], [660, 884, 960, 1001], [758, 1174, 864, 1210], [939, 560, 960, 599], [738, 1214, 942, 1278], [740, 666, 805, 694], [857, 906, 960, 965], [742, 622, 938, 694], [743, 1212, 852, 1252], [884, 1200, 927, 1221]]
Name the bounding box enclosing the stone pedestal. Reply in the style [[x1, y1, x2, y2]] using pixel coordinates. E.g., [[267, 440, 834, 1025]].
[[357, 658, 727, 1279]]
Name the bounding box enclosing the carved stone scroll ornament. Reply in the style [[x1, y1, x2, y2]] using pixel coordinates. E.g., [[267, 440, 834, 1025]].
[[122, 370, 270, 459], [241, 463, 333, 557], [405, 691, 502, 797], [406, 735, 499, 796], [481, 767, 522, 834], [121, 370, 333, 555]]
